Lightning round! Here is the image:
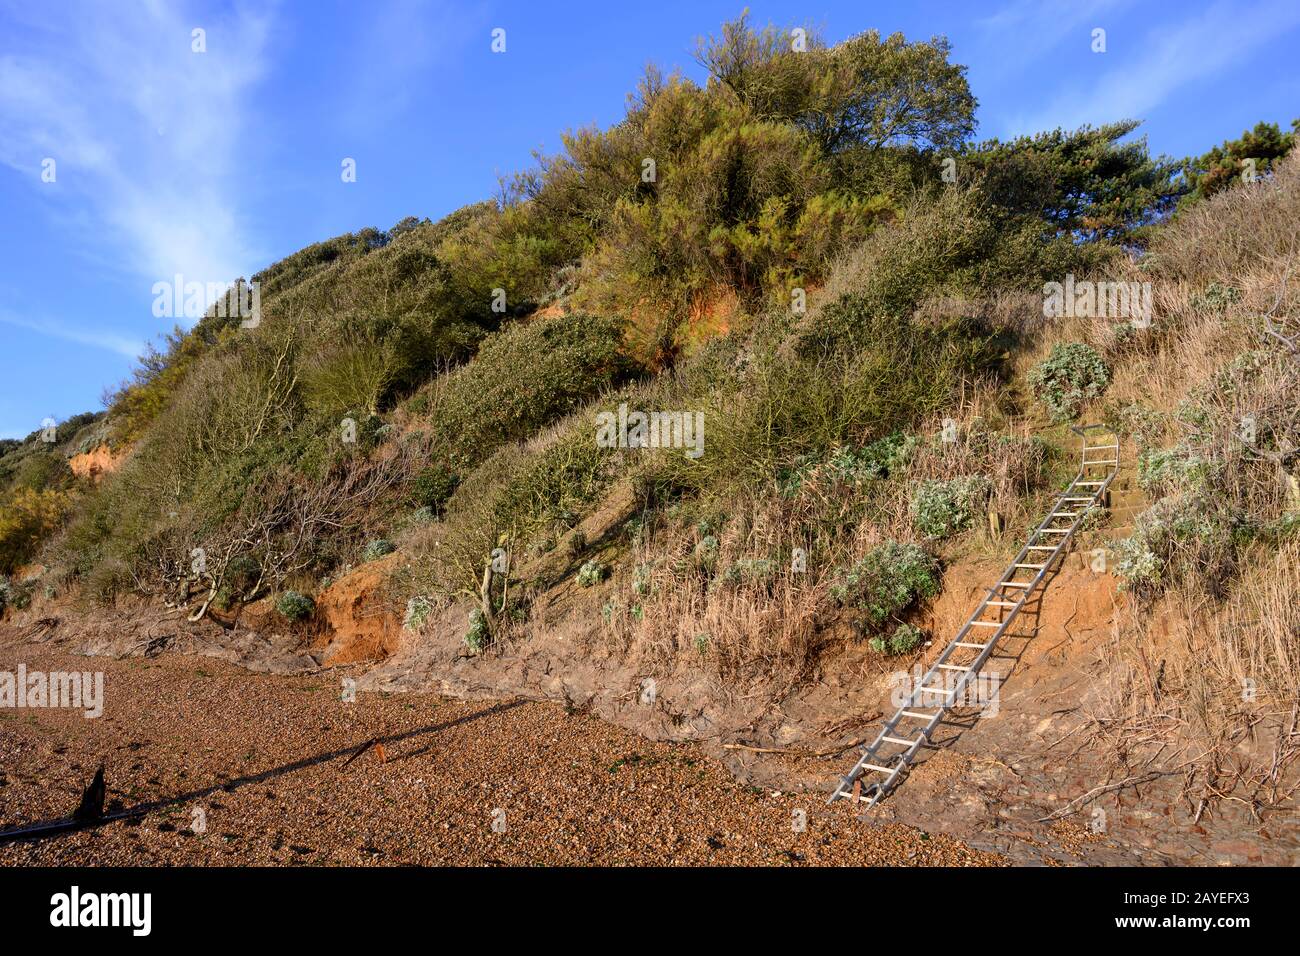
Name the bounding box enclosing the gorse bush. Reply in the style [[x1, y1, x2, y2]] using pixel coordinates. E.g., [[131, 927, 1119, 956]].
[[0, 487, 72, 575], [1028, 342, 1110, 421], [412, 465, 460, 515], [425, 312, 635, 470]]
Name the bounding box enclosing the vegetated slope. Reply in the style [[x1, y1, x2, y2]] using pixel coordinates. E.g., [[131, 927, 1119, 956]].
[[1, 15, 1296, 826]]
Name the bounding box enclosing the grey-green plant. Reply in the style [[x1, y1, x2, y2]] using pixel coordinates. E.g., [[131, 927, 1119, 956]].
[[275, 590, 315, 621], [910, 475, 992, 539], [831, 541, 939, 629], [1028, 342, 1110, 421]]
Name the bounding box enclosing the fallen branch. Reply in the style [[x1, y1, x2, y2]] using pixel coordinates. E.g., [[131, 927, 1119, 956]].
[[1036, 769, 1177, 822]]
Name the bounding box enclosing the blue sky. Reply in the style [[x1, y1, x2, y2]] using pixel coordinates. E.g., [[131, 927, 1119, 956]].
[[2, 0, 1298, 439]]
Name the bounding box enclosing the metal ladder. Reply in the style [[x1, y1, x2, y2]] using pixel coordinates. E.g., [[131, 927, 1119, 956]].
[[828, 424, 1120, 808]]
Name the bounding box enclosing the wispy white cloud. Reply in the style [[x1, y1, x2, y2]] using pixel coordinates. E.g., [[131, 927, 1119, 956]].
[[0, 309, 144, 358], [975, 0, 1132, 71], [0, 0, 275, 293], [1004, 0, 1300, 137]]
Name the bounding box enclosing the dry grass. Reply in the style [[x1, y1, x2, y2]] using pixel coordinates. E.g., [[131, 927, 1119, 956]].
[[600, 492, 834, 691], [1081, 155, 1300, 807]]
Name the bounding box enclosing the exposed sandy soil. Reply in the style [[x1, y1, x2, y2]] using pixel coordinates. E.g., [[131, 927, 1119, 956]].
[[67, 444, 123, 483], [0, 645, 1002, 867], [311, 553, 404, 666]]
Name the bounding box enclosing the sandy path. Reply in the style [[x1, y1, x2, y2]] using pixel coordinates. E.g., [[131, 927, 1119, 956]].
[[0, 644, 1001, 866]]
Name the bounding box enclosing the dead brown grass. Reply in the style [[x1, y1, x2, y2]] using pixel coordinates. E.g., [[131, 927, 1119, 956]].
[[1084, 155, 1300, 810]]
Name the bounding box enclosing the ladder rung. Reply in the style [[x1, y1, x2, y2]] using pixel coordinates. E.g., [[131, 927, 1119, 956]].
[[1052, 512, 1080, 518], [900, 710, 938, 719], [969, 620, 1001, 627], [986, 600, 1018, 606], [881, 735, 921, 746], [1084, 444, 1118, 451], [1038, 529, 1070, 534], [1083, 459, 1118, 465], [915, 686, 951, 696], [1026, 545, 1056, 550], [1014, 563, 1046, 569], [859, 762, 899, 775], [1074, 480, 1104, 486], [955, 641, 989, 649], [1061, 497, 1093, 502], [999, 581, 1032, 588], [935, 664, 970, 671]]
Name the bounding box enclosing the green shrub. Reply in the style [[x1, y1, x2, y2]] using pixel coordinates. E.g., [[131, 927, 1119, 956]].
[[831, 541, 939, 629], [867, 624, 923, 655], [657, 296, 997, 498], [465, 608, 490, 651], [887, 623, 923, 655], [1136, 444, 1213, 497], [1191, 282, 1241, 312], [785, 433, 918, 496], [720, 557, 777, 585], [412, 465, 460, 515], [409, 506, 437, 526], [431, 312, 634, 469], [8, 584, 31, 611], [1028, 342, 1110, 421], [0, 487, 72, 575], [1106, 401, 1164, 449], [299, 339, 397, 417], [226, 554, 261, 595], [362, 539, 396, 562], [693, 535, 720, 569], [576, 559, 608, 587], [910, 475, 992, 539], [403, 596, 434, 631], [275, 591, 315, 621], [631, 563, 653, 596], [1113, 496, 1237, 598], [831, 432, 918, 483]]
